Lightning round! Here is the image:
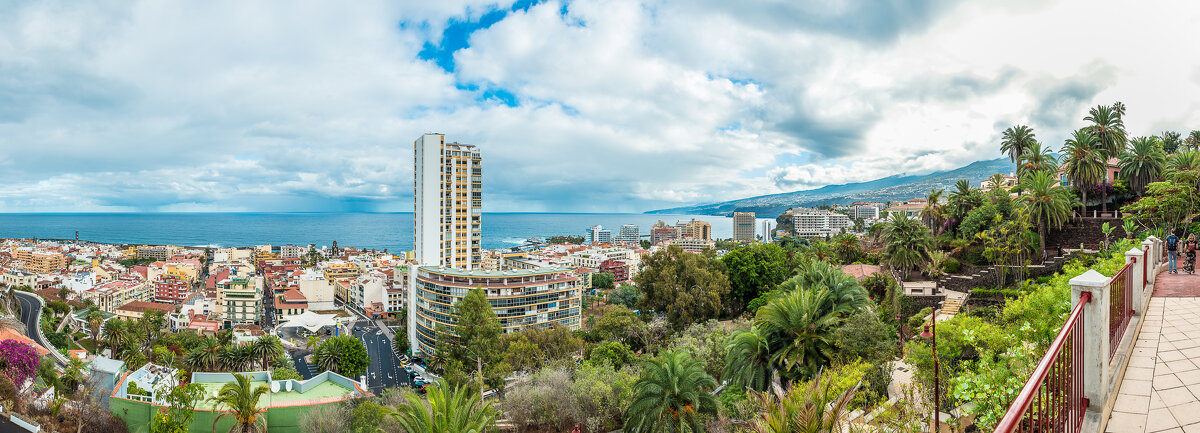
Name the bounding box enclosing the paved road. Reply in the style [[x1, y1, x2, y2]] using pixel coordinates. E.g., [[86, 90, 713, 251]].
[[353, 321, 408, 395], [13, 292, 61, 366]]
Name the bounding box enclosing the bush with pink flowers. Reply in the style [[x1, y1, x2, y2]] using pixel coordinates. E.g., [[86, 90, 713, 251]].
[[0, 340, 41, 386]]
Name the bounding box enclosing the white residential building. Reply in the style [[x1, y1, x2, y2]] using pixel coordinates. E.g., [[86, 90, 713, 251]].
[[413, 133, 482, 270], [791, 209, 853, 238], [585, 225, 612, 244]]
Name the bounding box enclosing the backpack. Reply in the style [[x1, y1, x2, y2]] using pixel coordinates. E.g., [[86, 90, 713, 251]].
[[1169, 236, 1179, 250]]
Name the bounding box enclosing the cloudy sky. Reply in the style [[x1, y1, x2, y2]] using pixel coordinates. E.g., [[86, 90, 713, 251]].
[[1, 0, 1198, 213]]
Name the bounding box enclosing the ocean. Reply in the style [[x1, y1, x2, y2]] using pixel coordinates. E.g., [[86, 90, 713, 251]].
[[0, 213, 775, 251]]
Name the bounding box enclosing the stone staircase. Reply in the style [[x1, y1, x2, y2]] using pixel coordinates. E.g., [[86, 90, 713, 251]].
[[941, 297, 964, 317]]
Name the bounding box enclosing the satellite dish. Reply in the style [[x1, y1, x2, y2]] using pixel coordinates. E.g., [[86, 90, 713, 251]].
[[270, 381, 280, 393], [284, 381, 293, 392]]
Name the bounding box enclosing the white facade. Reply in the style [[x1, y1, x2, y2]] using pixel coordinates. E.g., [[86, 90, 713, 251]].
[[298, 269, 335, 310], [413, 133, 482, 270], [280, 244, 309, 258], [852, 206, 880, 220], [616, 224, 640, 244], [585, 225, 612, 244], [792, 210, 854, 238]]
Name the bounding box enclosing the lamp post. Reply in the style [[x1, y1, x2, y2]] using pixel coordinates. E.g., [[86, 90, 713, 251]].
[[920, 308, 939, 433]]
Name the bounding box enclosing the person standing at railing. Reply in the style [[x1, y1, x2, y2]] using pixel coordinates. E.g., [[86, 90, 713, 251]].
[[1167, 231, 1180, 274]]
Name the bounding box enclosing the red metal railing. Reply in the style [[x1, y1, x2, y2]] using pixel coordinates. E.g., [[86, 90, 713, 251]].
[[994, 291, 1091, 433], [1110, 260, 1134, 362], [1143, 253, 1149, 286]]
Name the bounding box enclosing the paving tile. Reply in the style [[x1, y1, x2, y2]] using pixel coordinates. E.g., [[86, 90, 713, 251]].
[[1170, 360, 1199, 373], [1177, 370, 1200, 386], [1148, 407, 1182, 432], [1180, 422, 1200, 433], [1127, 367, 1156, 380], [1159, 387, 1196, 406], [1117, 392, 1152, 414], [1172, 402, 1200, 426], [1133, 356, 1159, 368], [1125, 379, 1154, 396], [1163, 350, 1187, 362], [1109, 411, 1148, 432], [1157, 374, 1186, 390]]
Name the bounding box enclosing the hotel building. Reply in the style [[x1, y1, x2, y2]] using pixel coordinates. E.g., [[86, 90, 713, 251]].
[[733, 212, 756, 242], [410, 266, 582, 355]]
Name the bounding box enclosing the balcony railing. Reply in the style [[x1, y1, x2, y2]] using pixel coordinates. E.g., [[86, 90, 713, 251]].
[[994, 291, 1090, 433], [1109, 260, 1134, 362]]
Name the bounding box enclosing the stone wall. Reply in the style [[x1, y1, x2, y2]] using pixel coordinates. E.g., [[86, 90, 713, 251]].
[[1044, 218, 1127, 250]]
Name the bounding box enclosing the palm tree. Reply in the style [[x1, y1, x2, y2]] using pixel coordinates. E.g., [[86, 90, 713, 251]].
[[101, 318, 129, 354], [722, 327, 774, 392], [87, 311, 104, 355], [921, 189, 945, 233], [189, 337, 222, 372], [882, 213, 933, 277], [748, 371, 858, 433], [1161, 130, 1183, 154], [250, 336, 283, 371], [775, 260, 869, 316], [314, 342, 343, 375], [1060, 129, 1105, 217], [625, 350, 719, 433], [210, 373, 269, 433], [1017, 141, 1058, 177], [1085, 104, 1128, 212], [220, 345, 255, 372], [1112, 100, 1127, 119], [756, 289, 842, 381], [1000, 125, 1037, 181], [385, 383, 497, 433], [305, 335, 320, 351], [1187, 130, 1200, 151], [1119, 136, 1167, 195], [1021, 171, 1075, 253], [1168, 150, 1200, 171]]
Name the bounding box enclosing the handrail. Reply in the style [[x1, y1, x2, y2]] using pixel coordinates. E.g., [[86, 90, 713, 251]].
[[1109, 261, 1134, 362], [994, 291, 1091, 433]]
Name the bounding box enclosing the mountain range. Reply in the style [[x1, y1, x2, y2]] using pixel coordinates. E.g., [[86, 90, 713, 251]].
[[646, 158, 1018, 217]]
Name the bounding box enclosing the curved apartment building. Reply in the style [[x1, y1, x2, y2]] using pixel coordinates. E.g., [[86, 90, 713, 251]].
[[410, 266, 581, 355]]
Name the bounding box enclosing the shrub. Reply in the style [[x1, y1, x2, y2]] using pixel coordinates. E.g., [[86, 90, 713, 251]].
[[942, 257, 961, 274], [907, 307, 933, 330]]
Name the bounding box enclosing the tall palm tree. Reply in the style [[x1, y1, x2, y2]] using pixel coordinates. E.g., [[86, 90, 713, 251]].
[[1000, 125, 1037, 177], [1017, 141, 1058, 177], [1187, 130, 1200, 151], [1112, 100, 1127, 119], [1021, 171, 1075, 252], [87, 311, 104, 355], [250, 336, 283, 371], [921, 189, 945, 233], [1060, 129, 1105, 217], [1085, 104, 1127, 213], [1168, 150, 1200, 171], [210, 373, 269, 433], [1119, 136, 1167, 195], [1161, 130, 1183, 154], [755, 289, 842, 381], [385, 383, 497, 433], [220, 345, 254, 372], [882, 213, 933, 276], [189, 337, 222, 372], [625, 350, 719, 433], [722, 327, 774, 392]]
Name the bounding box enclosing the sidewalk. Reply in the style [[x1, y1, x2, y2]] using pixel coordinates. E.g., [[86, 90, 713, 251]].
[[1106, 270, 1200, 432]]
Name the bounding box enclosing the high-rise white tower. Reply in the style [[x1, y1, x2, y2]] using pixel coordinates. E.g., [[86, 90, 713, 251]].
[[413, 133, 482, 269]]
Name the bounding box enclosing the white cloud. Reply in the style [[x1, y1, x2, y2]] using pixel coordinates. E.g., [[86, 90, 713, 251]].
[[1, 0, 1200, 213]]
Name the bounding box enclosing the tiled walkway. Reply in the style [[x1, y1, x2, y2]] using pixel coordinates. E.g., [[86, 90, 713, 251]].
[[1107, 270, 1200, 432]]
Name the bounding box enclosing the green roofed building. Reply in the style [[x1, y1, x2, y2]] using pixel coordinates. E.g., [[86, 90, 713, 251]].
[[110, 364, 371, 432]]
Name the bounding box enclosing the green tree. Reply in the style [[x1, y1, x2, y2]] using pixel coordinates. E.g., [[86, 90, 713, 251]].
[[1168, 150, 1200, 171], [634, 245, 730, 329], [1021, 170, 1075, 252], [1119, 136, 1167, 195], [720, 243, 793, 313], [384, 384, 497, 433], [748, 370, 857, 433], [211, 373, 270, 433], [608, 283, 642, 308], [150, 378, 205, 433], [593, 305, 648, 349], [589, 341, 636, 369], [774, 260, 869, 315], [1187, 130, 1200, 151], [315, 336, 370, 378], [271, 365, 302, 381], [87, 310, 104, 355], [922, 188, 946, 233], [1061, 128, 1105, 214], [450, 288, 508, 392], [1122, 168, 1200, 237], [592, 272, 615, 290], [882, 213, 933, 277], [1161, 130, 1183, 154], [624, 350, 718, 433]]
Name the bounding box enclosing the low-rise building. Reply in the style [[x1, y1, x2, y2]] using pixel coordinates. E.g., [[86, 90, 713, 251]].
[[279, 244, 309, 259], [154, 274, 191, 304], [274, 289, 308, 317], [88, 280, 152, 313], [115, 301, 178, 321], [1, 270, 36, 288], [650, 221, 681, 245], [598, 259, 629, 283]]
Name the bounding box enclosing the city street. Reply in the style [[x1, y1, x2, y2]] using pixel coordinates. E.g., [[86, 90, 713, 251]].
[[13, 291, 63, 367], [353, 321, 408, 394]]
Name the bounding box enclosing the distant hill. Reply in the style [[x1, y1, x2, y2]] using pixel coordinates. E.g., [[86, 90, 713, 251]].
[[646, 158, 1018, 217]]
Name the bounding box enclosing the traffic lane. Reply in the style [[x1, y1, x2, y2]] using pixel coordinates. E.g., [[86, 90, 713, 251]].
[[358, 328, 407, 393], [14, 293, 49, 349]]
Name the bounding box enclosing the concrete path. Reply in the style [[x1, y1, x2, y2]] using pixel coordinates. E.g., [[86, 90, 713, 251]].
[[1106, 270, 1200, 432]]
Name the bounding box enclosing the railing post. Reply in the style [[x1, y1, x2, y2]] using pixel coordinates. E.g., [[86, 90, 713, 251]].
[[1126, 248, 1145, 315], [1142, 238, 1157, 284], [1071, 270, 1111, 405]]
